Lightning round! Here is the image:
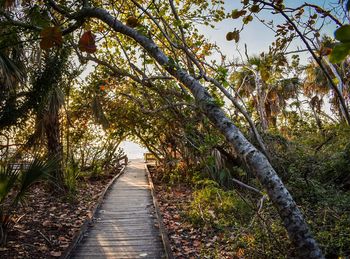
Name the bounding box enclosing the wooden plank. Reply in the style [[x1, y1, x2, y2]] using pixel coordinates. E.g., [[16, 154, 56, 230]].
[[68, 159, 166, 259], [79, 239, 163, 246], [76, 248, 164, 253], [145, 164, 174, 259], [74, 251, 164, 258], [62, 165, 127, 259], [82, 236, 161, 241]]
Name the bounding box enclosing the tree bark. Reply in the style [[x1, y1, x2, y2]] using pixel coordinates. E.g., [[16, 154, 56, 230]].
[[323, 58, 348, 123], [44, 108, 64, 189], [204, 76, 271, 161], [78, 7, 324, 258], [252, 69, 269, 131]]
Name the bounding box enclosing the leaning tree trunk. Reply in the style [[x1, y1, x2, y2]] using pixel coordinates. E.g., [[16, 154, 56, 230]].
[[80, 7, 324, 258]]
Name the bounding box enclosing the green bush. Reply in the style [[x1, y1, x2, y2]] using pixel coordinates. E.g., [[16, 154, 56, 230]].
[[64, 156, 80, 195], [187, 183, 252, 228]]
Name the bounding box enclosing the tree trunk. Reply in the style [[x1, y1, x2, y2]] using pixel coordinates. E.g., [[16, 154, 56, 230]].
[[44, 108, 65, 189], [205, 76, 271, 160], [323, 58, 348, 123], [254, 71, 269, 131], [81, 7, 324, 258]]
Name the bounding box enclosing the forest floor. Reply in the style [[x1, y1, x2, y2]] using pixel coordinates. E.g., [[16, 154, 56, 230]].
[[0, 169, 122, 259], [149, 166, 237, 259]]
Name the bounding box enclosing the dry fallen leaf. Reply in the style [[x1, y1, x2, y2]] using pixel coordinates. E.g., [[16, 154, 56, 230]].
[[193, 240, 201, 247], [58, 236, 67, 241], [86, 211, 93, 219], [50, 251, 62, 257], [42, 220, 51, 227]]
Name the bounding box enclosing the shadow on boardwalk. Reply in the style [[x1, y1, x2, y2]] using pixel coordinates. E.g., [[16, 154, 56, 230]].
[[71, 159, 165, 259]]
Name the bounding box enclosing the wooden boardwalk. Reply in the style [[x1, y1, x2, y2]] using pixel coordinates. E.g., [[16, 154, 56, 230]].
[[71, 159, 165, 259]]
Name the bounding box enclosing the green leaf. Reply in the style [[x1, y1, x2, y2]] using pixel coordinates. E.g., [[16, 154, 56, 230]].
[[231, 9, 247, 19], [135, 25, 148, 36], [250, 5, 260, 13], [0, 167, 19, 203], [329, 43, 350, 63], [40, 26, 63, 50], [26, 5, 50, 27], [335, 25, 350, 43], [20, 158, 55, 187], [243, 15, 253, 24]]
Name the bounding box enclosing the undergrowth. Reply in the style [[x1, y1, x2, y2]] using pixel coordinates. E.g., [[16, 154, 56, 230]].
[[157, 124, 350, 258]]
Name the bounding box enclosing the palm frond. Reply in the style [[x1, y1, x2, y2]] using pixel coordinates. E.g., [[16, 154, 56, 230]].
[[0, 52, 26, 91], [15, 157, 57, 203], [0, 165, 19, 203]]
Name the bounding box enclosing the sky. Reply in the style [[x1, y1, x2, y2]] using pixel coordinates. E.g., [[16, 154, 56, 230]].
[[198, 0, 338, 64], [119, 140, 147, 159]]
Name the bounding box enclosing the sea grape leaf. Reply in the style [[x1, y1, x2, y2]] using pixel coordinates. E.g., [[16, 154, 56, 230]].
[[40, 26, 63, 50], [335, 25, 350, 43], [27, 5, 50, 27], [329, 43, 350, 63], [78, 31, 97, 53]]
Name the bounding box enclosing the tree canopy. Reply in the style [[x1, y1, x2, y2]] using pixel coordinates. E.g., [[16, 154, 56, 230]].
[[1, 0, 350, 258]]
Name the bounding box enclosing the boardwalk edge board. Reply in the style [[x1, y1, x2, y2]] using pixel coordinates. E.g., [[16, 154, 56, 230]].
[[60, 163, 127, 259], [145, 164, 174, 259]]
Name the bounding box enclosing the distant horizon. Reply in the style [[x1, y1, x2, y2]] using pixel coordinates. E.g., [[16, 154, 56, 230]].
[[119, 140, 147, 159]]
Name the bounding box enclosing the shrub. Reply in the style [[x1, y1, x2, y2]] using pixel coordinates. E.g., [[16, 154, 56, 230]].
[[0, 158, 56, 245], [187, 183, 252, 228]]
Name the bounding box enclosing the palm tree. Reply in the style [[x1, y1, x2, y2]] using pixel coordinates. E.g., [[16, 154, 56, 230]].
[[30, 49, 70, 190], [231, 54, 299, 130], [303, 61, 346, 124], [0, 38, 70, 190], [0, 157, 56, 244], [0, 32, 27, 122]]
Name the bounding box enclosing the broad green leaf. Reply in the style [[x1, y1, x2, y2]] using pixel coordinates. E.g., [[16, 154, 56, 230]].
[[0, 167, 18, 203], [226, 32, 235, 41], [243, 15, 253, 24], [329, 43, 350, 63], [335, 25, 350, 43], [231, 9, 246, 19], [250, 5, 260, 13], [40, 26, 63, 50], [26, 5, 50, 27]]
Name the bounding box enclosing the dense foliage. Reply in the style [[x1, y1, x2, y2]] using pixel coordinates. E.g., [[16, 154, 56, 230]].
[[0, 0, 350, 257]]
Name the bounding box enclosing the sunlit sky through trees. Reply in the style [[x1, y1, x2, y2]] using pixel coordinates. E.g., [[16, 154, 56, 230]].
[[120, 140, 147, 159], [85, 0, 339, 157], [199, 0, 337, 64]]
